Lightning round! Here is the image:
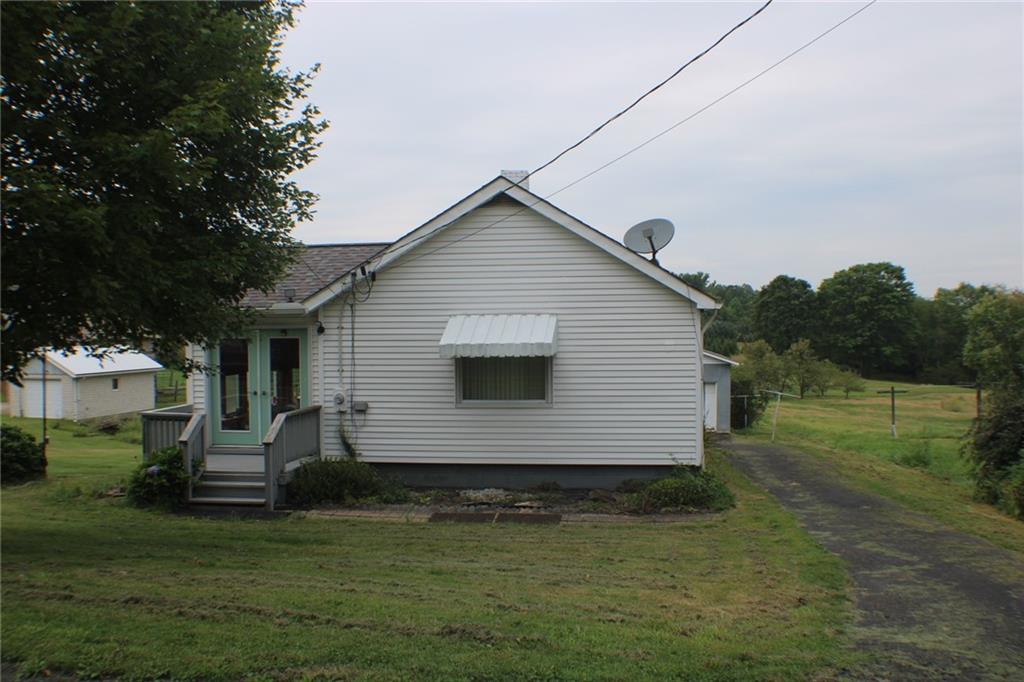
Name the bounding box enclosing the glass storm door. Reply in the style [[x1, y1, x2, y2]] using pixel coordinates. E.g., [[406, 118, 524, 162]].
[[211, 330, 308, 446]]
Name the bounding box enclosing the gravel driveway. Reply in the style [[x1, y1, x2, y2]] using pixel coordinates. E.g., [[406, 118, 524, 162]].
[[724, 439, 1024, 681]]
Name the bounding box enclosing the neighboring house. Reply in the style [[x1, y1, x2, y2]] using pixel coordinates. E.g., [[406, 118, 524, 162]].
[[10, 347, 163, 421], [147, 173, 720, 506], [702, 351, 738, 433]]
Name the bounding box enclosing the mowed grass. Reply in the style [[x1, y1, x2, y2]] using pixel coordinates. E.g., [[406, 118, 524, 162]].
[[742, 380, 1024, 557], [1, 417, 855, 681]]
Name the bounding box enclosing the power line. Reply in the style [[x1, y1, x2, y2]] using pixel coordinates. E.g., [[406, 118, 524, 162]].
[[376, 0, 878, 273], [346, 1, 777, 273], [530, 0, 774, 180]]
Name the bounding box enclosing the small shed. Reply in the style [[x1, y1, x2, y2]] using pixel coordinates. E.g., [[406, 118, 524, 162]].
[[9, 348, 163, 422], [702, 351, 738, 432]]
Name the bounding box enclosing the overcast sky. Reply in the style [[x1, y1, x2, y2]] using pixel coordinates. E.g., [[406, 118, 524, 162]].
[[279, 1, 1023, 297]]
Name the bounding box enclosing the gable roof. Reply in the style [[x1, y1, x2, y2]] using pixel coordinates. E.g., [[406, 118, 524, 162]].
[[243, 243, 389, 309], [304, 176, 720, 311], [45, 347, 163, 378]]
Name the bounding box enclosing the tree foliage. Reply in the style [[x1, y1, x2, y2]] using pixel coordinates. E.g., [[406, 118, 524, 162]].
[[962, 289, 1024, 517], [913, 283, 995, 384], [676, 272, 755, 356], [753, 275, 817, 354], [817, 262, 916, 376], [1, 1, 327, 381]]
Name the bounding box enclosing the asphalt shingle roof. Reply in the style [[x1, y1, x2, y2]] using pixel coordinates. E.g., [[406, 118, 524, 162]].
[[242, 243, 390, 308]]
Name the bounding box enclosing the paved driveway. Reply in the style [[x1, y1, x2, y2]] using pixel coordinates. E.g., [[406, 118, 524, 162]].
[[724, 439, 1024, 681]]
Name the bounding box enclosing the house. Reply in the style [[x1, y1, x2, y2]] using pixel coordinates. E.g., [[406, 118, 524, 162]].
[[145, 173, 720, 506], [9, 347, 163, 421], [702, 351, 738, 432]]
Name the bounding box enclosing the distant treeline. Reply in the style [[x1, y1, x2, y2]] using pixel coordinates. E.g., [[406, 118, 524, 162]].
[[677, 262, 997, 384]]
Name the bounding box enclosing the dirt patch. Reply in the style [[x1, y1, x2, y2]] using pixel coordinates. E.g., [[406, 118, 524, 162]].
[[724, 440, 1024, 680]]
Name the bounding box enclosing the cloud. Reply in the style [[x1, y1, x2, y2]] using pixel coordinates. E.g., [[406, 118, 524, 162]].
[[280, 1, 1023, 296]]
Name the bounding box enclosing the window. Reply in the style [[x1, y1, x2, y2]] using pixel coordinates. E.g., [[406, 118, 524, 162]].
[[111, 378, 119, 391], [457, 357, 550, 403]]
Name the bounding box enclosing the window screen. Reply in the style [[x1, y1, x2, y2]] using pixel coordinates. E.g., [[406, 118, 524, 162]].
[[459, 357, 548, 401]]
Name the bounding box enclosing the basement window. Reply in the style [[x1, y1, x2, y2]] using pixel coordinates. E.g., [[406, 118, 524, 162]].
[[111, 378, 119, 391], [457, 357, 550, 403]]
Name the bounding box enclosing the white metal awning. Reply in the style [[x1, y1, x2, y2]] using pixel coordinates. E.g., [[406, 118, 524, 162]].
[[439, 314, 558, 358]]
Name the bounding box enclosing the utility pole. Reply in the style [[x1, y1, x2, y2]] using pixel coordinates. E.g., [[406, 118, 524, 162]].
[[877, 385, 909, 438], [762, 390, 800, 442]]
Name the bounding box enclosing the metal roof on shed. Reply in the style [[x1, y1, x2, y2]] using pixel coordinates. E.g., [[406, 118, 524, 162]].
[[439, 314, 558, 358], [46, 347, 163, 378]]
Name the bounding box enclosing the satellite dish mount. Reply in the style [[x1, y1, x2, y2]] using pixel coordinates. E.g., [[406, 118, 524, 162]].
[[623, 218, 675, 266]]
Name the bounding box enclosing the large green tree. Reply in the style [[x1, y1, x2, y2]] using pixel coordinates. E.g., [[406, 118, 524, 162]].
[[962, 289, 1024, 517], [913, 283, 995, 383], [752, 275, 817, 354], [1, 1, 326, 380], [676, 272, 755, 356], [817, 262, 916, 375]]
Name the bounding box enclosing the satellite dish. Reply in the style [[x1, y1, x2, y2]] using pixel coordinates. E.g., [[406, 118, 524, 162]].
[[624, 218, 674, 265]]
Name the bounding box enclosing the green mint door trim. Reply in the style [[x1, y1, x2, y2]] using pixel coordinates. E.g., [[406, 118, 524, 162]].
[[210, 335, 260, 446], [210, 329, 309, 446]]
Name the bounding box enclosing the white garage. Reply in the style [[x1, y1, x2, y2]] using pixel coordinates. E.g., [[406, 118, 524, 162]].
[[9, 347, 163, 422]]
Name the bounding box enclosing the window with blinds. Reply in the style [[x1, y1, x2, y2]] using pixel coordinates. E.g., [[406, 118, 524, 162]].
[[457, 357, 550, 402]]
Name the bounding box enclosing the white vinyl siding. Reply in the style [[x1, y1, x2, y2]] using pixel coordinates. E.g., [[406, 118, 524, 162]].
[[334, 195, 702, 466]]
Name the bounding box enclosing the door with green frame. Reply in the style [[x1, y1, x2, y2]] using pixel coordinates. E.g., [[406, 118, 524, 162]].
[[211, 329, 309, 446]]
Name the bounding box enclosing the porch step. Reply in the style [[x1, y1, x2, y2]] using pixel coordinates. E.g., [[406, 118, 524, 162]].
[[201, 470, 265, 484], [188, 495, 266, 506], [193, 478, 265, 501], [207, 445, 264, 456]]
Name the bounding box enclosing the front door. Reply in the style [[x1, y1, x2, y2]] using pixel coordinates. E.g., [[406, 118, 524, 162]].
[[211, 329, 309, 445]]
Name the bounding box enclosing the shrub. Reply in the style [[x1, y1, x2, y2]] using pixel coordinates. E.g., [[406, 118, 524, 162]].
[[1, 425, 47, 485], [999, 463, 1024, 520], [895, 441, 932, 469], [126, 446, 189, 509], [287, 458, 409, 507], [627, 467, 735, 513]]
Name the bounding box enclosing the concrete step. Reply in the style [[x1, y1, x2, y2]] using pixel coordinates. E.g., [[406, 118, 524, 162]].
[[189, 495, 266, 506], [194, 478, 266, 501], [201, 470, 265, 484], [207, 445, 263, 456]]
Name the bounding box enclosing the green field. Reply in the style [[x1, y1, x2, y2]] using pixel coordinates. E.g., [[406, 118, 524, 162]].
[[742, 379, 1024, 556], [1, 417, 853, 681]]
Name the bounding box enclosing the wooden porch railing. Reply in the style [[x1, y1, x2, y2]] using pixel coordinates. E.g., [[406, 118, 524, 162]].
[[178, 412, 206, 498], [263, 405, 321, 510], [141, 404, 193, 460]]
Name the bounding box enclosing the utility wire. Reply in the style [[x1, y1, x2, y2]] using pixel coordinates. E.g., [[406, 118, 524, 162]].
[[348, 1, 777, 272], [530, 0, 773, 180], [379, 0, 878, 272]]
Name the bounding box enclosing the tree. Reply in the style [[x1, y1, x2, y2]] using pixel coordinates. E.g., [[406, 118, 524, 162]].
[[913, 283, 997, 384], [676, 272, 756, 356], [962, 289, 1024, 517], [782, 339, 826, 399], [817, 263, 916, 376], [1, 1, 327, 380], [834, 369, 866, 398], [753, 275, 818, 354]]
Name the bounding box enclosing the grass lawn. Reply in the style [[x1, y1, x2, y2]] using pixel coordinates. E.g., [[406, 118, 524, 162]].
[[1, 417, 855, 681], [741, 379, 1024, 557]]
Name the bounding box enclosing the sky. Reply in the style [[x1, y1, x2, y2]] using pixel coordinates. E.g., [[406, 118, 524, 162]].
[[279, 1, 1023, 297]]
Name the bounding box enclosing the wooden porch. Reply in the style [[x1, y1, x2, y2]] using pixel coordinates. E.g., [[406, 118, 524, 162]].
[[140, 403, 321, 509]]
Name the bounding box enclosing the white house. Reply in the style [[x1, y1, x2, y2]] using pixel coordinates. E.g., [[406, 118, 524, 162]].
[[154, 174, 720, 505], [10, 347, 163, 421]]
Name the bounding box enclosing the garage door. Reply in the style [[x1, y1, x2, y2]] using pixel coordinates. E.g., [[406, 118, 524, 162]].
[[20, 378, 63, 419], [703, 382, 717, 431]]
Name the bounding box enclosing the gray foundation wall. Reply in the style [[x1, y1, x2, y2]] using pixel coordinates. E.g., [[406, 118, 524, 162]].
[[370, 463, 675, 490]]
